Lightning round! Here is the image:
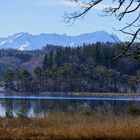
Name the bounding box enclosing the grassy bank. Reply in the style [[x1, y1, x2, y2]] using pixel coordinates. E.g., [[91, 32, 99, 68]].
[[60, 92, 140, 97], [0, 114, 140, 140], [1, 91, 140, 98]]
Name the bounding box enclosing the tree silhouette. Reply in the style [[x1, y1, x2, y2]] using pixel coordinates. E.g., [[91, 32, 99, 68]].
[[64, 0, 140, 59]]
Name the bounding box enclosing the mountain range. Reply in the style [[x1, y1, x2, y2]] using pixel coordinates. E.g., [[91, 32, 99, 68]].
[[0, 31, 120, 50]]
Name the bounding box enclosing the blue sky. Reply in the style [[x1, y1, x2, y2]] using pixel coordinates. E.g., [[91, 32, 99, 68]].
[[0, 0, 137, 40]]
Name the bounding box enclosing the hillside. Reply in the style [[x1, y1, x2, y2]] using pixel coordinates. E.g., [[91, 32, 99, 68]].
[[1, 43, 139, 93]]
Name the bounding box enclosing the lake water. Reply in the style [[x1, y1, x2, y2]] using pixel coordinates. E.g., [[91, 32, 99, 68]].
[[0, 94, 139, 117]]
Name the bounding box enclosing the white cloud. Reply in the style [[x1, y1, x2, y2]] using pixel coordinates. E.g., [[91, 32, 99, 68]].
[[39, 0, 113, 12], [40, 0, 77, 7], [40, 0, 107, 10], [40, 0, 139, 12]]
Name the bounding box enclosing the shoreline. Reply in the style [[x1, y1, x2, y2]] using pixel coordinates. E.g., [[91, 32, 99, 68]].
[[0, 91, 140, 98]]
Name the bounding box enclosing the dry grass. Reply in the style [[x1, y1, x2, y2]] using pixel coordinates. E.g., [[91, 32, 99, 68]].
[[0, 114, 140, 140]]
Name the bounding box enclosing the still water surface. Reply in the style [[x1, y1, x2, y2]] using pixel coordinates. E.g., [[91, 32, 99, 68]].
[[0, 94, 139, 117]]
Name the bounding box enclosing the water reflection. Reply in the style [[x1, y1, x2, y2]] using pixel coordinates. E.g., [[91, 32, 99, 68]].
[[0, 98, 137, 117]]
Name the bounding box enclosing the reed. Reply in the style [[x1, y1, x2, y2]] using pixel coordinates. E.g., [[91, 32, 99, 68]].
[[0, 114, 140, 139]]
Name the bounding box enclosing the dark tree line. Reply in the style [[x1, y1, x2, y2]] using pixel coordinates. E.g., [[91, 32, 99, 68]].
[[3, 43, 140, 93]]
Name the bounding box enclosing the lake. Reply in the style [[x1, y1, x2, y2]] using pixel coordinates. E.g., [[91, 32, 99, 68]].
[[0, 94, 139, 117]]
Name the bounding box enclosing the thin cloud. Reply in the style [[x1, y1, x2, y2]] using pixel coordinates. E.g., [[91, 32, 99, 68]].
[[40, 0, 139, 12], [39, 0, 114, 11], [40, 0, 76, 7], [40, 0, 109, 10]]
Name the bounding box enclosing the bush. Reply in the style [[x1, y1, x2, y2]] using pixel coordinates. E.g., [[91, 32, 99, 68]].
[[127, 105, 140, 115], [16, 107, 29, 119], [5, 109, 14, 119], [79, 110, 92, 116]]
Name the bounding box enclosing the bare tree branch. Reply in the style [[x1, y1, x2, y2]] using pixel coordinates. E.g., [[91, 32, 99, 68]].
[[64, 0, 140, 59]]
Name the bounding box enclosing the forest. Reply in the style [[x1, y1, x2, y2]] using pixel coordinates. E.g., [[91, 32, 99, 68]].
[[1, 42, 140, 93]]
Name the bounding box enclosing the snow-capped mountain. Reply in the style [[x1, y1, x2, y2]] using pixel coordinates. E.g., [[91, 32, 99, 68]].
[[0, 31, 120, 50]]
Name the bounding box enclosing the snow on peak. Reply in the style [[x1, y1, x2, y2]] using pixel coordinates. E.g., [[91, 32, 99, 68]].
[[0, 31, 120, 50], [14, 32, 24, 39], [10, 32, 25, 43], [0, 40, 6, 46], [18, 41, 30, 51]]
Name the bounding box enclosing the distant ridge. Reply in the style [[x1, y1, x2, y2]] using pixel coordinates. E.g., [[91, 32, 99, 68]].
[[0, 31, 120, 50]]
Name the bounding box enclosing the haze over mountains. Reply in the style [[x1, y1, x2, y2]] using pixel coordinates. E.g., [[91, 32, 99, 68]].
[[0, 31, 120, 50]]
